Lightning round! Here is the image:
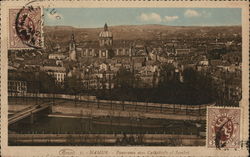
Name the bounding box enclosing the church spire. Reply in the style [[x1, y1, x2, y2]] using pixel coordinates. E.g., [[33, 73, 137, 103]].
[[69, 33, 77, 61], [71, 33, 75, 42], [104, 23, 108, 31]]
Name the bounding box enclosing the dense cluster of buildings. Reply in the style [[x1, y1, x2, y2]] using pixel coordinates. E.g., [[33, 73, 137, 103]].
[[42, 23, 164, 89], [8, 23, 242, 106]]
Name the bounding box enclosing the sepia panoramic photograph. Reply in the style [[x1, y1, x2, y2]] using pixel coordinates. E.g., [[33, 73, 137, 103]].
[[8, 8, 242, 146]]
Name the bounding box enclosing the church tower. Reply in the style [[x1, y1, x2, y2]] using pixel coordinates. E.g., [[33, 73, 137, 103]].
[[99, 23, 113, 48], [69, 34, 77, 61]]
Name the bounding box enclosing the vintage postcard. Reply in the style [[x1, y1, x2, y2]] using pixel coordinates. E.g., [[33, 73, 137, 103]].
[[0, 0, 249, 156]]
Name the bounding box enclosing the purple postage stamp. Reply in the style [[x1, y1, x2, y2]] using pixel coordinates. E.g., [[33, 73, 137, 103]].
[[9, 7, 42, 49], [207, 107, 241, 149]]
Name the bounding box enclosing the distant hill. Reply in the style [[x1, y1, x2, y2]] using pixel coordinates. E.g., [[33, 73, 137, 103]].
[[44, 24, 241, 49]]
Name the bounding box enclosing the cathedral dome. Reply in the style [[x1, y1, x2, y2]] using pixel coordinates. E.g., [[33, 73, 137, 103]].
[[99, 23, 113, 38]]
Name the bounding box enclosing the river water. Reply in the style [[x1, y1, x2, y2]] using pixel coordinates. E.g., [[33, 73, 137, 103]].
[[9, 115, 205, 135]]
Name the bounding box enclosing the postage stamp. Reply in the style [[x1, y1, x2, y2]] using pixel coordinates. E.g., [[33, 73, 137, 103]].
[[9, 7, 42, 49], [0, 0, 249, 157], [207, 107, 241, 149]]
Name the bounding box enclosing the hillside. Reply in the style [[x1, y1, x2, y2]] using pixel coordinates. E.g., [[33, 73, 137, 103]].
[[44, 24, 241, 49]]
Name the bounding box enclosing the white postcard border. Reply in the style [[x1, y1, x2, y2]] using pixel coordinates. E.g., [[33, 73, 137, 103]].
[[1, 0, 249, 157]]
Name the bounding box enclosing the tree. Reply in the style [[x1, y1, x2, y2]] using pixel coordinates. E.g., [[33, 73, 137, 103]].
[[114, 67, 137, 89], [64, 76, 82, 94], [158, 63, 177, 86], [182, 68, 216, 104], [37, 71, 58, 93]]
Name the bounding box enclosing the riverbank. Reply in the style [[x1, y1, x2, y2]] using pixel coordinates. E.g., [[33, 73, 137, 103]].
[[9, 97, 207, 120], [51, 105, 206, 121]]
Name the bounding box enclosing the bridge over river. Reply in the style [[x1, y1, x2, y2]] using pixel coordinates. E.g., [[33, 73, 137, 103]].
[[9, 103, 51, 125]]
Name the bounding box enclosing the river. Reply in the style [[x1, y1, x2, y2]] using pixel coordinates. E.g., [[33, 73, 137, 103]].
[[9, 115, 205, 135]]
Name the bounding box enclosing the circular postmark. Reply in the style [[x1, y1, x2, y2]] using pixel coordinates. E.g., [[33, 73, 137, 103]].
[[15, 6, 42, 49]]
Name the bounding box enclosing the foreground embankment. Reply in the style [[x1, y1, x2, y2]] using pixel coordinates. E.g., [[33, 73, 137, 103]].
[[9, 133, 205, 146]]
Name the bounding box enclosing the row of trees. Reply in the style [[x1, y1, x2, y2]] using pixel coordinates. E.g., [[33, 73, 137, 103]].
[[97, 64, 217, 105], [9, 63, 218, 105]]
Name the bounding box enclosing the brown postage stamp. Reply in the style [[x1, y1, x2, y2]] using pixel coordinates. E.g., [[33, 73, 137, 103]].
[[207, 107, 241, 149], [1, 0, 249, 157], [9, 7, 42, 49]]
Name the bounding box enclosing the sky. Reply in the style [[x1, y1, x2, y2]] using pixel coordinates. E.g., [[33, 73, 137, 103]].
[[44, 8, 241, 28]]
